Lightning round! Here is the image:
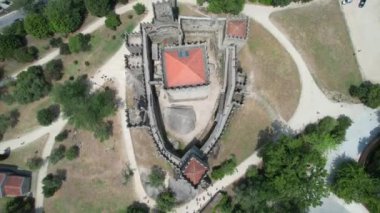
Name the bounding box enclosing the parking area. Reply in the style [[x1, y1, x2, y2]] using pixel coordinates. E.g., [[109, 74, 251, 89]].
[[340, 0, 380, 82]]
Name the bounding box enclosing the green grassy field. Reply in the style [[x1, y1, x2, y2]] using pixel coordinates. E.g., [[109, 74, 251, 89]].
[[270, 0, 361, 98]]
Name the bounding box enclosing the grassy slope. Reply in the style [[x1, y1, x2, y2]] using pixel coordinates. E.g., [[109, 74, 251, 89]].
[[240, 21, 300, 121], [270, 0, 361, 98]]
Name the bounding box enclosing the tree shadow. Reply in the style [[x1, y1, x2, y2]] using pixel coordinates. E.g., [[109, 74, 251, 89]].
[[257, 120, 295, 149], [357, 126, 380, 154]]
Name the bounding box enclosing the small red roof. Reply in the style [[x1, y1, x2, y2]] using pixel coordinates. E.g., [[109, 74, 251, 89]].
[[226, 19, 247, 38], [183, 157, 208, 186], [4, 176, 24, 197], [163, 47, 207, 88]]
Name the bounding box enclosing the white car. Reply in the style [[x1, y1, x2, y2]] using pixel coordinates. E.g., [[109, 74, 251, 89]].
[[341, 0, 353, 5]]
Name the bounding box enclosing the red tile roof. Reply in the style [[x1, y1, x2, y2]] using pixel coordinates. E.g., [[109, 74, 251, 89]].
[[4, 176, 24, 197], [163, 47, 207, 88], [183, 157, 208, 186], [226, 19, 247, 38]]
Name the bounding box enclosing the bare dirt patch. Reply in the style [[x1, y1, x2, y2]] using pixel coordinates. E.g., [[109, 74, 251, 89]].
[[240, 21, 300, 121], [44, 115, 136, 213], [270, 0, 361, 98]]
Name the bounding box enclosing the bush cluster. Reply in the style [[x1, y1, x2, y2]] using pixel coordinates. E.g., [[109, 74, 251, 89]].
[[350, 81, 380, 108]]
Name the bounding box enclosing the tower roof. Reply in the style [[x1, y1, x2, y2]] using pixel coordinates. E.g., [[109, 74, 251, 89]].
[[226, 19, 248, 38], [162, 45, 208, 88], [182, 157, 208, 186]]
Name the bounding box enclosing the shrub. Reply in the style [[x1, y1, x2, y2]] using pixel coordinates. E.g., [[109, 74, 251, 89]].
[[24, 13, 51, 38], [105, 12, 121, 30], [55, 130, 69, 142], [44, 59, 64, 81], [26, 157, 44, 171], [118, 0, 129, 4], [49, 145, 66, 164], [65, 145, 80, 160], [148, 166, 165, 187], [85, 61, 90, 66], [126, 202, 149, 213], [49, 37, 63, 48], [42, 173, 63, 197], [211, 155, 237, 180], [13, 46, 39, 63], [13, 66, 51, 104], [0, 110, 20, 141], [68, 33, 91, 53], [59, 43, 71, 55], [133, 3, 146, 15], [85, 0, 113, 17], [207, 0, 245, 15], [37, 105, 60, 126]]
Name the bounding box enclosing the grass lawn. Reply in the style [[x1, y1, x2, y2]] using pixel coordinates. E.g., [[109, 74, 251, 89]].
[[44, 115, 136, 213], [0, 97, 53, 141], [210, 98, 272, 166], [130, 129, 174, 175], [61, 11, 144, 79], [270, 0, 361, 98], [240, 20, 300, 121]]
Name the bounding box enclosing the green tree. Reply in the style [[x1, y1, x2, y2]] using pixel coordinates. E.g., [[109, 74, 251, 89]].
[[207, 0, 245, 15], [0, 34, 24, 60], [13, 46, 39, 63], [45, 0, 85, 33], [65, 145, 80, 160], [126, 202, 149, 213], [105, 12, 121, 30], [68, 33, 91, 53], [24, 13, 51, 39], [213, 193, 233, 213], [156, 191, 176, 212], [197, 0, 205, 6], [26, 157, 44, 171], [148, 166, 165, 187], [44, 59, 64, 81], [55, 130, 69, 142], [49, 145, 66, 164], [49, 37, 63, 48], [271, 0, 292, 6], [85, 0, 113, 17], [42, 173, 63, 197], [133, 3, 146, 15], [59, 43, 71, 55], [349, 81, 380, 108], [5, 196, 34, 213], [37, 105, 59, 126], [331, 160, 380, 204], [3, 20, 27, 36], [118, 0, 129, 4], [52, 77, 117, 141], [211, 155, 237, 180], [13, 66, 51, 104]]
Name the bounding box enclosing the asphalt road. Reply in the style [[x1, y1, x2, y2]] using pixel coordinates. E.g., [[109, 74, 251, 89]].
[[0, 9, 25, 29]]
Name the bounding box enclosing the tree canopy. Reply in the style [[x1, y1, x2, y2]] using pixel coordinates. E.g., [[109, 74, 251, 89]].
[[211, 155, 237, 180], [13, 66, 51, 104], [5, 196, 35, 213], [156, 191, 176, 212], [0, 35, 24, 60], [68, 33, 91, 53], [45, 0, 85, 34], [0, 109, 20, 141], [231, 116, 352, 212], [37, 105, 60, 126], [133, 3, 146, 15], [44, 59, 64, 81], [330, 160, 380, 212], [13, 46, 39, 63], [126, 202, 149, 213], [42, 173, 63, 197], [52, 76, 117, 141], [3, 20, 27, 36], [85, 0, 113, 17], [24, 13, 51, 38], [350, 81, 380, 108], [207, 0, 245, 15], [148, 166, 165, 187], [65, 145, 80, 160], [105, 12, 121, 30], [49, 144, 66, 164]]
